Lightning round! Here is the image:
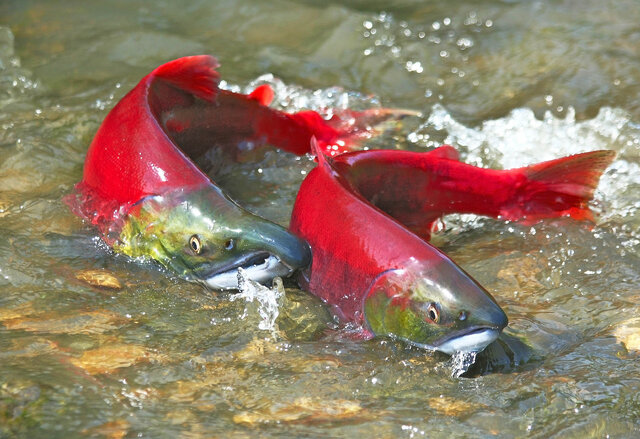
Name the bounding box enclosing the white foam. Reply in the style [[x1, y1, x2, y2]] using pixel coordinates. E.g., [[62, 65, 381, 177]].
[[425, 104, 631, 168], [420, 104, 640, 226]]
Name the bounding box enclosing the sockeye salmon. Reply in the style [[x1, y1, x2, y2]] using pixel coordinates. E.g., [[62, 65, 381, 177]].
[[289, 142, 614, 353], [67, 55, 406, 289], [68, 55, 614, 355]]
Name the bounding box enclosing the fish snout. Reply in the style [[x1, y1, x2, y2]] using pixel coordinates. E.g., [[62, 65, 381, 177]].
[[200, 219, 311, 290], [362, 261, 509, 355], [481, 299, 508, 332], [241, 220, 312, 272], [163, 185, 312, 289]]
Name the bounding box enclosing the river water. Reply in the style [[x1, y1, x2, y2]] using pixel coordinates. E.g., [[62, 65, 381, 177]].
[[1, 1, 639, 437]]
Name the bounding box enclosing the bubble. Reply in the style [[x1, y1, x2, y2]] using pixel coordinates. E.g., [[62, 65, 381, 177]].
[[456, 37, 474, 50]]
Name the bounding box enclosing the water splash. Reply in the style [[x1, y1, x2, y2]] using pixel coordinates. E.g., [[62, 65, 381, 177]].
[[449, 351, 478, 378], [0, 27, 39, 102], [424, 104, 631, 168], [417, 104, 640, 233], [233, 268, 284, 332], [219, 73, 383, 119]]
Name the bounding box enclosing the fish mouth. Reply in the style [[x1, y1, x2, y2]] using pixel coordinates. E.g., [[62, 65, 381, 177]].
[[406, 326, 501, 355], [431, 326, 501, 355], [199, 251, 293, 290]]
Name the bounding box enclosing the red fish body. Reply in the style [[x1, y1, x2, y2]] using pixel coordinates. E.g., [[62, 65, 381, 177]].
[[72, 55, 399, 232], [330, 146, 616, 240], [68, 54, 614, 354], [290, 145, 613, 352], [69, 55, 408, 289]]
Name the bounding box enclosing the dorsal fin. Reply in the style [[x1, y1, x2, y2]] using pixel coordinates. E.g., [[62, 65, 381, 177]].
[[311, 136, 342, 178], [310, 136, 329, 169], [152, 55, 220, 102], [248, 84, 275, 106], [425, 145, 460, 161]]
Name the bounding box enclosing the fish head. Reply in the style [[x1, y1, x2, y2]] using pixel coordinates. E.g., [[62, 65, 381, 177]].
[[363, 259, 508, 355], [116, 184, 311, 289]]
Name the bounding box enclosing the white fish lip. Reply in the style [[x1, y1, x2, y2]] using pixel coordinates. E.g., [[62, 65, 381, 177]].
[[203, 254, 292, 290], [433, 327, 501, 355], [405, 326, 501, 355]]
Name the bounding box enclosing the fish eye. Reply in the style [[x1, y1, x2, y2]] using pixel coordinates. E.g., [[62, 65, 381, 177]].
[[427, 303, 440, 324], [224, 238, 234, 250], [189, 235, 202, 254]]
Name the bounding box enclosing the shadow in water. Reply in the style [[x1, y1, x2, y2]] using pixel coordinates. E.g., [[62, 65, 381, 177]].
[[461, 332, 540, 377]]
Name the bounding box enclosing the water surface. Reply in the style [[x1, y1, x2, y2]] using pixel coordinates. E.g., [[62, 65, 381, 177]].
[[1, 1, 639, 437]]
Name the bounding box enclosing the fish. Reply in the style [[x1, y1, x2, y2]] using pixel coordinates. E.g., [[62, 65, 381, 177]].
[[67, 55, 408, 289], [289, 142, 614, 354], [68, 54, 615, 355]]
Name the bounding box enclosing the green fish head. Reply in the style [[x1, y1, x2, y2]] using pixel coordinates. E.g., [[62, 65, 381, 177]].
[[115, 185, 311, 289], [363, 260, 508, 355]]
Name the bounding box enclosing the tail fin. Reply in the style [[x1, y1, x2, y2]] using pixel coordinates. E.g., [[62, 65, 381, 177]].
[[508, 150, 616, 222], [289, 108, 420, 156], [152, 55, 220, 102]]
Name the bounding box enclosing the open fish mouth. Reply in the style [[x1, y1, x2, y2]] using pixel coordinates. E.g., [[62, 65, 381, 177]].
[[200, 251, 293, 290], [407, 326, 502, 355]]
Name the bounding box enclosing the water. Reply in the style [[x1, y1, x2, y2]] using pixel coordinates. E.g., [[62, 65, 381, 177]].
[[1, 0, 639, 437], [234, 269, 284, 332]]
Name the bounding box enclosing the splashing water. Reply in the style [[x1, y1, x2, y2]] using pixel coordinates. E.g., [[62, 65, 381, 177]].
[[415, 103, 640, 238], [423, 104, 631, 168], [1, 1, 640, 436], [449, 351, 478, 378], [233, 268, 285, 332]]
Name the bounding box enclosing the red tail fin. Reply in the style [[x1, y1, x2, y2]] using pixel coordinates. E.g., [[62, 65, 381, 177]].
[[288, 108, 420, 156], [152, 55, 220, 102], [506, 150, 616, 222]]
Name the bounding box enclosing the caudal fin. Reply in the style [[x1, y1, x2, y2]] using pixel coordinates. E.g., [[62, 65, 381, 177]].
[[152, 55, 220, 102], [289, 108, 420, 156], [507, 150, 616, 222]]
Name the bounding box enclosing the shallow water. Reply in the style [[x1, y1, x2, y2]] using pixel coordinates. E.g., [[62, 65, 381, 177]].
[[1, 0, 640, 437]]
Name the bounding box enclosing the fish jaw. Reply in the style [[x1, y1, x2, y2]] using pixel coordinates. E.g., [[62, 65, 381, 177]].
[[203, 254, 293, 290], [363, 262, 508, 355], [429, 327, 502, 355], [114, 184, 310, 289]]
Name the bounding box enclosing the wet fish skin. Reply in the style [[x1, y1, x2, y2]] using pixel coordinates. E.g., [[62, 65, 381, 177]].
[[290, 144, 613, 354], [331, 145, 616, 239], [113, 185, 311, 290], [68, 57, 344, 286], [68, 55, 401, 287]]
